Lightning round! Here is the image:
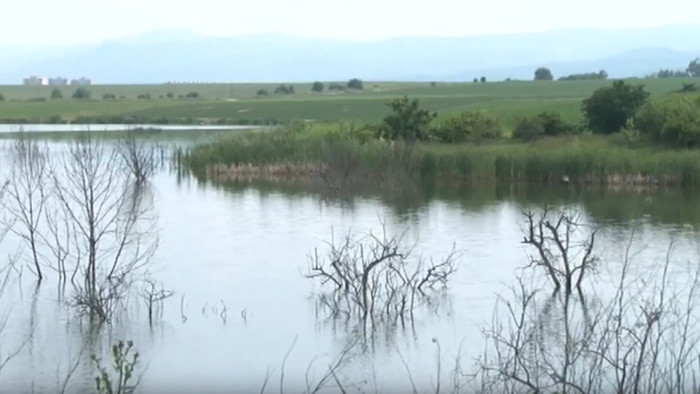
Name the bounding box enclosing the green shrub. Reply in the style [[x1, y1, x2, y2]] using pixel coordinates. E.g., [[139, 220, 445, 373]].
[[50, 88, 63, 99], [256, 89, 269, 96], [582, 80, 649, 134], [0, 93, 4, 101], [433, 111, 503, 143], [311, 81, 324, 92], [512, 116, 546, 142], [634, 95, 700, 147], [72, 88, 92, 100], [376, 96, 437, 141]]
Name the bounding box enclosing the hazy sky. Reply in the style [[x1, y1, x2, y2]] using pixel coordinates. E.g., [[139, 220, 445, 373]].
[[4, 0, 700, 46]]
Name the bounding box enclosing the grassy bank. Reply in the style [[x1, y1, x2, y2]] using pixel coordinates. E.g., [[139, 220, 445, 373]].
[[1, 78, 696, 130], [184, 125, 700, 187]]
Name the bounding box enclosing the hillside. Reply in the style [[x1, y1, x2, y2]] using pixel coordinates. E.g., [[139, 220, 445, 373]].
[[2, 24, 700, 84]]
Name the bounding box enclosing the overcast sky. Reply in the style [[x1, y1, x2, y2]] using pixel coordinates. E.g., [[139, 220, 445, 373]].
[[3, 0, 700, 46]]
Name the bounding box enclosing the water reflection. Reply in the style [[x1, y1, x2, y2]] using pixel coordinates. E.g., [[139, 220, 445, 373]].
[[2, 140, 700, 391]]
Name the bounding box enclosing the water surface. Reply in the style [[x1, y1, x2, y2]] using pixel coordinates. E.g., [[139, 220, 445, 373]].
[[0, 140, 698, 393]]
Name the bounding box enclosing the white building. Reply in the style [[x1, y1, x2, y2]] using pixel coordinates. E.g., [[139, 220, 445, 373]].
[[23, 76, 48, 86], [49, 77, 69, 86]]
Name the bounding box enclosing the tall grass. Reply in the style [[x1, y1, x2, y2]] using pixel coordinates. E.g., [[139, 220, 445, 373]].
[[185, 125, 700, 187]]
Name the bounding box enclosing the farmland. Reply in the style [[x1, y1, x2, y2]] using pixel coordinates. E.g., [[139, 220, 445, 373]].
[[0, 77, 697, 131]]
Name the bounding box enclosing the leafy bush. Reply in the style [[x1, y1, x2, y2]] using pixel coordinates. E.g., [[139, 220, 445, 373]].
[[582, 80, 649, 134], [185, 91, 200, 98], [634, 94, 700, 147], [274, 84, 295, 95], [50, 88, 63, 99], [0, 93, 4, 101], [72, 87, 92, 100], [256, 89, 269, 96], [513, 116, 546, 142], [166, 92, 174, 98], [137, 93, 151, 100], [347, 78, 363, 90], [433, 111, 503, 143], [102, 93, 117, 100], [376, 96, 437, 141], [311, 81, 324, 92]]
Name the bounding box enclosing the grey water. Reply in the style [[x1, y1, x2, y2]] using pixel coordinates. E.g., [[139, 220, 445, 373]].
[[0, 139, 699, 393], [0, 124, 260, 133]]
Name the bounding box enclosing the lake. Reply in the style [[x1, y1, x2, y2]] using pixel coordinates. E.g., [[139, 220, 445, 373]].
[[0, 139, 699, 393], [0, 124, 262, 133]]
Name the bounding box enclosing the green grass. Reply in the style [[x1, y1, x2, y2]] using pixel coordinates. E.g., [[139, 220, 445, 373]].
[[1, 78, 698, 133], [185, 124, 700, 187]]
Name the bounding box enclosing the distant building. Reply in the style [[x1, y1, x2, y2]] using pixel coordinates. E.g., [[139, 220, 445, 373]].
[[70, 77, 92, 86], [48, 77, 69, 86], [23, 76, 48, 86]]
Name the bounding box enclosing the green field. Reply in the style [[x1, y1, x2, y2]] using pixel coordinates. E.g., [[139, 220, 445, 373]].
[[1, 78, 697, 130]]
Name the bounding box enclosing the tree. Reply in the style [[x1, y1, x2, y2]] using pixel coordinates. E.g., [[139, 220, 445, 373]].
[[50, 88, 63, 99], [376, 96, 437, 141], [311, 81, 325, 93], [347, 78, 363, 90], [256, 89, 269, 96], [274, 84, 295, 95], [0, 93, 4, 101], [166, 92, 174, 98], [2, 136, 49, 280], [688, 58, 700, 77], [582, 80, 649, 134], [534, 67, 553, 81], [433, 111, 503, 143], [480, 76, 486, 83], [72, 88, 92, 100]]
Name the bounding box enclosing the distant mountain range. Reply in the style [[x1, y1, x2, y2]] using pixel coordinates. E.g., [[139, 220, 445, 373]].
[[2, 24, 700, 84]]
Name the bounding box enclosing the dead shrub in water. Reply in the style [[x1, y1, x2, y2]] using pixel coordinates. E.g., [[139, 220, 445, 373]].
[[473, 214, 700, 394], [117, 130, 158, 185], [51, 134, 159, 322], [306, 221, 457, 331], [521, 207, 598, 294]]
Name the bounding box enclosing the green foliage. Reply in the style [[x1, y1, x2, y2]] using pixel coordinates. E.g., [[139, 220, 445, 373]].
[[534, 67, 554, 81], [50, 88, 63, 99], [311, 81, 324, 93], [513, 116, 546, 142], [634, 94, 700, 147], [676, 83, 699, 93], [650, 69, 689, 78], [102, 93, 117, 100], [166, 92, 174, 98], [256, 89, 269, 96], [688, 58, 700, 77], [0, 93, 3, 101], [347, 78, 364, 90], [582, 80, 650, 134], [185, 91, 200, 98], [274, 84, 295, 95], [480, 77, 487, 83], [72, 87, 91, 100], [433, 111, 503, 143], [512, 112, 577, 142], [559, 70, 608, 81], [92, 340, 140, 394], [137, 93, 151, 100], [376, 96, 437, 141]]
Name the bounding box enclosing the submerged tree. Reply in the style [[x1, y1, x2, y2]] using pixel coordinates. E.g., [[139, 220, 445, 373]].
[[1, 135, 50, 280], [51, 133, 158, 321]]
